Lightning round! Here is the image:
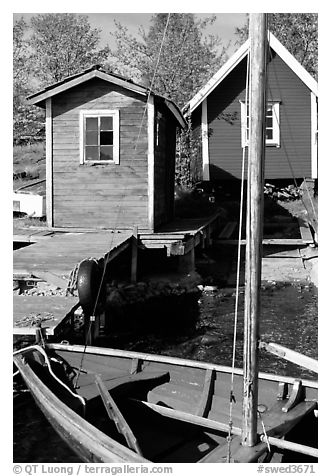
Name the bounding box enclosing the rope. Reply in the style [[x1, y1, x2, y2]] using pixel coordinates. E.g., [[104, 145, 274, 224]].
[[226, 46, 250, 463], [258, 411, 271, 452]]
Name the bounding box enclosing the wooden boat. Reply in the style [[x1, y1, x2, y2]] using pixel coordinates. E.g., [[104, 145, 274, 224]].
[[13, 342, 317, 463], [13, 14, 318, 463]]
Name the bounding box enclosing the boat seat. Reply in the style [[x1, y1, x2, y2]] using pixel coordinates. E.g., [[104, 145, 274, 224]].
[[75, 370, 170, 402]]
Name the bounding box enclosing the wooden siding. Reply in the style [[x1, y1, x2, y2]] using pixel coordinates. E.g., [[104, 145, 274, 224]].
[[153, 104, 177, 228], [52, 78, 149, 229], [204, 54, 312, 181]]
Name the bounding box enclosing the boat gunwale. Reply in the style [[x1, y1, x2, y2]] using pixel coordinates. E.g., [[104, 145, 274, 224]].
[[47, 343, 318, 390], [13, 352, 149, 463]]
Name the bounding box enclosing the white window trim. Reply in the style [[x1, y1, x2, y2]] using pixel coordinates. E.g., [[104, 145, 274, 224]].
[[79, 109, 120, 164], [240, 101, 280, 148]]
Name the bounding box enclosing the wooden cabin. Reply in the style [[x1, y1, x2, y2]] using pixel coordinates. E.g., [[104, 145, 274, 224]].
[[184, 32, 318, 183], [28, 66, 186, 231]]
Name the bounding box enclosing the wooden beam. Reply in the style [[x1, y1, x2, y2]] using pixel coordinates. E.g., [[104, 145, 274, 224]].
[[28, 70, 147, 106], [214, 238, 308, 246], [242, 13, 268, 448], [131, 227, 138, 283], [46, 98, 53, 227], [297, 217, 314, 244], [282, 380, 303, 413], [138, 400, 318, 459], [196, 369, 215, 417], [311, 92, 318, 180], [95, 375, 143, 455], [201, 99, 210, 180], [260, 342, 318, 374], [260, 435, 318, 459], [147, 95, 155, 232], [49, 343, 318, 390]]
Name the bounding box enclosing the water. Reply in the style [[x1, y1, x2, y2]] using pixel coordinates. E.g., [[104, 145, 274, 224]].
[[13, 283, 317, 462]]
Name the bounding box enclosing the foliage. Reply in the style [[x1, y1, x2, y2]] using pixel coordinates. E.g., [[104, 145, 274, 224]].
[[176, 115, 202, 188], [109, 14, 229, 188], [13, 14, 109, 144], [13, 17, 44, 144], [109, 13, 227, 108], [13, 143, 45, 184], [235, 13, 318, 79], [29, 14, 110, 84]]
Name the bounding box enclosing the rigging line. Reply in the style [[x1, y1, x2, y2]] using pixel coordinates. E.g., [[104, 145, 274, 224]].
[[135, 13, 171, 151], [266, 40, 317, 224], [226, 46, 250, 464]]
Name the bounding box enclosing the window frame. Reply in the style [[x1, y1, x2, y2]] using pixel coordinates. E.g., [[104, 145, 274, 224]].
[[79, 109, 120, 165], [240, 101, 280, 148]]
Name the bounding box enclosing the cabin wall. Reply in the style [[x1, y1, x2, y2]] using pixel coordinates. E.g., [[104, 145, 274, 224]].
[[51, 78, 149, 229], [153, 104, 177, 228], [194, 54, 312, 181]]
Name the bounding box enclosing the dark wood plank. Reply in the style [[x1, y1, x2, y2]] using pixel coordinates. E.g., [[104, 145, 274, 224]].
[[196, 369, 216, 418], [94, 374, 143, 455]]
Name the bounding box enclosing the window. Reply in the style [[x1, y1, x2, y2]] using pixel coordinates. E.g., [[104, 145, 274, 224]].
[[80, 110, 120, 164], [240, 101, 280, 147]]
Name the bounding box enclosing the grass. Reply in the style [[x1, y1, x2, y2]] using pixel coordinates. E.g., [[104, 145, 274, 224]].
[[13, 143, 45, 189]]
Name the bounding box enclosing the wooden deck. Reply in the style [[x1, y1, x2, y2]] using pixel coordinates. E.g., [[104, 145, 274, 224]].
[[14, 230, 133, 288], [139, 212, 222, 256], [214, 217, 315, 247]]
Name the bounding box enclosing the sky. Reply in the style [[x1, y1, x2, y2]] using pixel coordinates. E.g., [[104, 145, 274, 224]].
[[13, 12, 247, 56]]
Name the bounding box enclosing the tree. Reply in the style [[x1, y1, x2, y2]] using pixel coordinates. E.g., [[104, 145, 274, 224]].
[[29, 13, 110, 84], [109, 13, 228, 108], [13, 17, 43, 144], [109, 14, 229, 188], [235, 13, 318, 79], [13, 14, 110, 143]]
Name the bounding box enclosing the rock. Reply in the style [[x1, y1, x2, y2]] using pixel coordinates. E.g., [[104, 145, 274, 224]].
[[201, 333, 221, 345], [203, 285, 218, 292]]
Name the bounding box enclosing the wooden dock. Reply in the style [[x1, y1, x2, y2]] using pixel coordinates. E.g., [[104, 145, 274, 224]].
[[13, 213, 222, 336], [14, 230, 133, 288], [139, 212, 222, 256], [13, 295, 79, 336], [214, 217, 315, 247]]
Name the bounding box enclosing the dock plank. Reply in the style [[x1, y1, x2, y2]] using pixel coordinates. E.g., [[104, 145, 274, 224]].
[[297, 217, 314, 244], [13, 295, 79, 336], [14, 231, 133, 286]]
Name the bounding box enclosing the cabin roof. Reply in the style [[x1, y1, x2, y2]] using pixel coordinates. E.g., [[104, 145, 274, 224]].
[[27, 65, 186, 129], [184, 31, 318, 115]]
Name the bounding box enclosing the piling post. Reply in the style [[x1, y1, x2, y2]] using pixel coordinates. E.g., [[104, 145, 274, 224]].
[[131, 226, 138, 283]]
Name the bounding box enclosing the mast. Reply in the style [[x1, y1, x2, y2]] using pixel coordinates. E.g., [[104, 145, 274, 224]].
[[242, 13, 268, 447]]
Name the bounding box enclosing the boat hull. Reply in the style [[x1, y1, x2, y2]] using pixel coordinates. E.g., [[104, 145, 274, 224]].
[[14, 343, 318, 463]]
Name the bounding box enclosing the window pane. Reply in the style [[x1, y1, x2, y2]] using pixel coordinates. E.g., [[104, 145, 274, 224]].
[[100, 146, 113, 161], [86, 131, 98, 145], [100, 131, 113, 145], [266, 116, 273, 128], [100, 116, 113, 130], [86, 117, 98, 131], [85, 146, 99, 161], [266, 129, 273, 140]]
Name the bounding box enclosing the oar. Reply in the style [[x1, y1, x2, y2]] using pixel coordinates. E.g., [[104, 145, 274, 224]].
[[259, 342, 318, 373]]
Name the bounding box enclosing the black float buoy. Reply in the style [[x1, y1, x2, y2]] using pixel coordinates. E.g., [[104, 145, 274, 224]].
[[77, 259, 104, 317]]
